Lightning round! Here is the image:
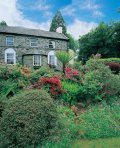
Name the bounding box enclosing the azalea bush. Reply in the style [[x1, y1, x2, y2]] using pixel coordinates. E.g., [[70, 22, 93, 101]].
[[33, 76, 65, 98], [65, 67, 79, 81]]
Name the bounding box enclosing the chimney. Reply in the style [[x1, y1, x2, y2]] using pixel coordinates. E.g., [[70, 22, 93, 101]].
[[56, 27, 62, 33]]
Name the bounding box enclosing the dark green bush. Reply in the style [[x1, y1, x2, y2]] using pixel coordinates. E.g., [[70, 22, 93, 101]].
[[0, 90, 60, 147]]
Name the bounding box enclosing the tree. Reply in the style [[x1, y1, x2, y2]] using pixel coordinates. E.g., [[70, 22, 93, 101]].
[[66, 33, 79, 51], [56, 51, 73, 73], [50, 11, 67, 34], [0, 21, 7, 26], [78, 22, 119, 62]]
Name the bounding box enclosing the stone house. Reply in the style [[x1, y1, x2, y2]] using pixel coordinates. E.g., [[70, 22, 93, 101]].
[[0, 26, 68, 68]]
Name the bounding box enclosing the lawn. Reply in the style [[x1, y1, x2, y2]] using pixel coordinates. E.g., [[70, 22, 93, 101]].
[[73, 137, 120, 148]]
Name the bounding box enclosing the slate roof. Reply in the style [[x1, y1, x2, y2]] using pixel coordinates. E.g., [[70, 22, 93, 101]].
[[0, 26, 68, 40]]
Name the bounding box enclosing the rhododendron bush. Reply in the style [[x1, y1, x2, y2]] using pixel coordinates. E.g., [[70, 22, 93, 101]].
[[65, 67, 79, 81], [33, 76, 65, 97]]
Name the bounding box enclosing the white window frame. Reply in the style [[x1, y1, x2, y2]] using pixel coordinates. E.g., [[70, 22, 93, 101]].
[[49, 41, 55, 49], [48, 51, 57, 66], [5, 48, 16, 64], [33, 55, 41, 66], [6, 36, 14, 46], [30, 38, 38, 47]]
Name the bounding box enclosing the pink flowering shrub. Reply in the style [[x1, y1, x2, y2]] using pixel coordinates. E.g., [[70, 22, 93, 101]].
[[65, 67, 79, 81]]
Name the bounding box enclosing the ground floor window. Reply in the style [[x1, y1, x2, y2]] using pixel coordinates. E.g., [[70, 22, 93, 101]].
[[48, 51, 57, 66], [5, 48, 16, 64], [33, 55, 41, 66]]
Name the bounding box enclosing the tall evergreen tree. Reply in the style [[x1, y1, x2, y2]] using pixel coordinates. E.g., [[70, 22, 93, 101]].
[[49, 11, 67, 34], [0, 21, 7, 26]]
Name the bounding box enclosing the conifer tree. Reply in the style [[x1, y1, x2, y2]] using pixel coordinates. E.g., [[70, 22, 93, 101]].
[[49, 11, 67, 34]]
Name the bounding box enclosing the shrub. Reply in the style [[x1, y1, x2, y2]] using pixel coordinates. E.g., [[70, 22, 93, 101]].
[[99, 58, 120, 64], [0, 64, 29, 97], [65, 67, 79, 81], [78, 59, 120, 103], [33, 76, 65, 98], [61, 81, 80, 105], [105, 62, 120, 73], [79, 102, 120, 139], [0, 90, 60, 147]]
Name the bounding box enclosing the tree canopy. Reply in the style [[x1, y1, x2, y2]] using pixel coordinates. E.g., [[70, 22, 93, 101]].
[[49, 11, 67, 34], [66, 33, 79, 52], [0, 21, 7, 26], [78, 22, 120, 62]]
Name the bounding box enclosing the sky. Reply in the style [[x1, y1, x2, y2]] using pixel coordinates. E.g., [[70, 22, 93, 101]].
[[0, 0, 119, 38]]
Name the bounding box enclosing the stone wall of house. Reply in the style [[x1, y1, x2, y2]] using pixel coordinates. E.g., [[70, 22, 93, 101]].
[[0, 33, 68, 69]]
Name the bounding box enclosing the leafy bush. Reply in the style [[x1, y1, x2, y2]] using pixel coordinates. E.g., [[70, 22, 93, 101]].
[[0, 64, 29, 97], [65, 67, 79, 81], [61, 81, 80, 105], [105, 62, 120, 73], [0, 90, 60, 147], [99, 58, 120, 64], [33, 76, 65, 98], [79, 102, 120, 139], [77, 59, 120, 103]]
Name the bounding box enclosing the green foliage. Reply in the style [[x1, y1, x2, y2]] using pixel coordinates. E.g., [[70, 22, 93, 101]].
[[79, 102, 120, 139], [78, 22, 120, 62], [56, 51, 73, 73], [61, 81, 80, 105], [30, 66, 51, 84], [0, 64, 29, 97], [0, 21, 7, 26], [78, 59, 120, 103], [66, 33, 79, 51], [0, 90, 60, 147], [49, 11, 67, 34], [98, 58, 120, 64]]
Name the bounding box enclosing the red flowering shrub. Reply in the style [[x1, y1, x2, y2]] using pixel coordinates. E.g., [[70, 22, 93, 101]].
[[65, 67, 79, 81], [33, 76, 65, 97], [105, 62, 120, 73]]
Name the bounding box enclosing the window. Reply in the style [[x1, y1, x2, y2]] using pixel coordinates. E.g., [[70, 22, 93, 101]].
[[31, 38, 38, 47], [33, 55, 41, 66], [49, 41, 55, 49], [49, 55, 55, 65], [5, 48, 16, 64], [48, 51, 57, 66], [6, 36, 14, 46]]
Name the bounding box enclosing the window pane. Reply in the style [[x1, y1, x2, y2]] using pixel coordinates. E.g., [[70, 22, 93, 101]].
[[33, 55, 41, 66], [31, 38, 37, 47], [6, 53, 14, 64], [49, 55, 55, 65], [49, 41, 55, 48], [6, 36, 14, 46]]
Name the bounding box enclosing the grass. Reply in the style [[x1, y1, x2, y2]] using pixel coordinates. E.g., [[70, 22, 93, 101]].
[[73, 137, 120, 148]]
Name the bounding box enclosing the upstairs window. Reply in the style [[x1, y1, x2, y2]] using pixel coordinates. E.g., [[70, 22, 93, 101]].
[[33, 55, 41, 66], [5, 48, 16, 64], [6, 36, 14, 46], [49, 41, 55, 49], [31, 38, 38, 47]]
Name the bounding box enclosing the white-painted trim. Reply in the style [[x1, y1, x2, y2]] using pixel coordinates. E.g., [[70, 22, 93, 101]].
[[5, 48, 16, 64], [48, 51, 57, 66], [33, 55, 41, 66]]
